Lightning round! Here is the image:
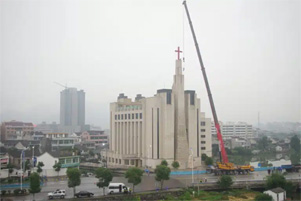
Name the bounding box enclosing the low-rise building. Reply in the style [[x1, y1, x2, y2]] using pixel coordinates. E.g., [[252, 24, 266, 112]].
[[264, 187, 286, 201], [51, 138, 76, 151], [36, 151, 80, 177], [1, 121, 34, 142], [81, 130, 108, 147], [211, 121, 254, 140], [275, 146, 283, 152]]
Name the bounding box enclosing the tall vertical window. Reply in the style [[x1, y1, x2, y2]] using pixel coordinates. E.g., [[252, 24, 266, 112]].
[[140, 113, 142, 119], [190, 93, 195, 105], [167, 92, 171, 104]]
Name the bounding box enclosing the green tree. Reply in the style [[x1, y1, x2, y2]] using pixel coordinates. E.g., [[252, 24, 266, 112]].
[[266, 173, 286, 189], [7, 163, 14, 178], [160, 160, 168, 166], [125, 167, 144, 193], [255, 193, 273, 201], [285, 181, 296, 198], [24, 160, 31, 171], [258, 136, 269, 151], [155, 165, 171, 190], [66, 168, 81, 197], [201, 154, 208, 161], [205, 157, 213, 166], [53, 162, 61, 177], [290, 135, 300, 153], [29, 172, 41, 201], [37, 162, 44, 175], [171, 161, 180, 170], [217, 175, 233, 189], [290, 151, 301, 165], [89, 150, 94, 157], [95, 167, 113, 195]]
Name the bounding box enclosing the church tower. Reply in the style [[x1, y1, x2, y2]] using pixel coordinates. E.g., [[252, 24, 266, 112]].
[[172, 48, 190, 168]]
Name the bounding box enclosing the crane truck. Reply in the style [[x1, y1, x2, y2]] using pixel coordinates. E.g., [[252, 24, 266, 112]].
[[183, 0, 254, 175]]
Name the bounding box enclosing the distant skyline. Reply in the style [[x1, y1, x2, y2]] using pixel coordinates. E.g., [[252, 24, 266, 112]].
[[1, 0, 300, 129]]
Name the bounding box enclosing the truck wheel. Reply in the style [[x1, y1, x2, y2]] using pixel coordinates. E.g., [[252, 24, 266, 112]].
[[60, 195, 64, 199], [49, 196, 53, 200]]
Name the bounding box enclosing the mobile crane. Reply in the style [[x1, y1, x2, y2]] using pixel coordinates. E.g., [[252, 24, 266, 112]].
[[183, 0, 254, 175]]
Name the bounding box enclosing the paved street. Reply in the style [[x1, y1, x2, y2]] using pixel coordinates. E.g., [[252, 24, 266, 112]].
[[2, 171, 300, 201]]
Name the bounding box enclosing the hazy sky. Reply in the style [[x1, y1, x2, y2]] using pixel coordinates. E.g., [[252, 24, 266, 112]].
[[1, 0, 300, 129]]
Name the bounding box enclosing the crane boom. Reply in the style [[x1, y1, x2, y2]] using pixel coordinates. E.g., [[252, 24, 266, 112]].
[[183, 0, 228, 163]]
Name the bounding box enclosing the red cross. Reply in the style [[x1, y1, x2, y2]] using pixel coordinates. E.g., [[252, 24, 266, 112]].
[[175, 46, 182, 60]]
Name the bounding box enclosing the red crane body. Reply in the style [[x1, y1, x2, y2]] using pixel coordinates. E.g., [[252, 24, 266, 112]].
[[183, 0, 228, 163]]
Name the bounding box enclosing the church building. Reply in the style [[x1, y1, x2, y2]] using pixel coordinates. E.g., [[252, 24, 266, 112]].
[[105, 49, 212, 169]]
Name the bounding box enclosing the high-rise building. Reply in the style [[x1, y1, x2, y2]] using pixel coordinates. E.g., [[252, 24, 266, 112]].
[[60, 88, 85, 133], [104, 56, 211, 169]]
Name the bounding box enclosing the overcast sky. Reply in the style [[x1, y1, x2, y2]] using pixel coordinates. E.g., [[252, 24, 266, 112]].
[[1, 0, 300, 129]]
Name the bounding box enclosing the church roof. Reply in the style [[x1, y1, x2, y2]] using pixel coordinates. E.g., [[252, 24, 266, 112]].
[[157, 89, 172, 93]]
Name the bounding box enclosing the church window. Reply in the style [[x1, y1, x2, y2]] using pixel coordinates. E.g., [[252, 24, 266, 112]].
[[201, 141, 206, 144], [121, 114, 123, 120], [136, 113, 138, 119], [201, 122, 206, 126], [190, 93, 195, 105], [201, 129, 206, 132], [140, 113, 142, 119], [115, 115, 117, 120], [132, 114, 135, 119], [201, 147, 206, 150], [125, 114, 127, 120], [128, 114, 131, 119], [118, 115, 120, 120], [167, 92, 171, 104], [201, 135, 206, 138]]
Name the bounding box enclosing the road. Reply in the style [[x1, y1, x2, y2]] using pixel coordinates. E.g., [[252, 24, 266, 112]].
[[3, 171, 300, 201]]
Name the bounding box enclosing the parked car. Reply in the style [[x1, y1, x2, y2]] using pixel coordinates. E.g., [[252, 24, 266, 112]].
[[48, 189, 66, 199], [74, 191, 94, 198], [107, 183, 130, 194]]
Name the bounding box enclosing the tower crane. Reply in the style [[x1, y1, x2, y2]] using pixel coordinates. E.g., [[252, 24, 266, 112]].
[[183, 0, 254, 175], [54, 82, 68, 89]]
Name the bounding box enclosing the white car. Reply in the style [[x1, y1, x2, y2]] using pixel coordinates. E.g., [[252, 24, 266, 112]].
[[108, 183, 130, 194], [48, 189, 66, 199]]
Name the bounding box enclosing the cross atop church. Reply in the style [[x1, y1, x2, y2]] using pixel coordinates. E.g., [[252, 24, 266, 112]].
[[175, 46, 182, 60]]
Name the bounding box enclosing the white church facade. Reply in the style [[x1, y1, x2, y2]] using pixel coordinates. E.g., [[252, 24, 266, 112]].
[[105, 56, 212, 169]]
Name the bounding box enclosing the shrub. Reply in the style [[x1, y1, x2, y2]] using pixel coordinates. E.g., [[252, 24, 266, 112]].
[[217, 175, 233, 189], [1, 190, 6, 196], [255, 193, 273, 201], [179, 191, 192, 201], [13, 188, 22, 195]]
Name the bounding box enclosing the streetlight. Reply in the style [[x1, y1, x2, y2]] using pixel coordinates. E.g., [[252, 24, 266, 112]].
[[190, 148, 194, 185], [20, 150, 24, 190], [102, 143, 107, 168], [32, 146, 35, 172]]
